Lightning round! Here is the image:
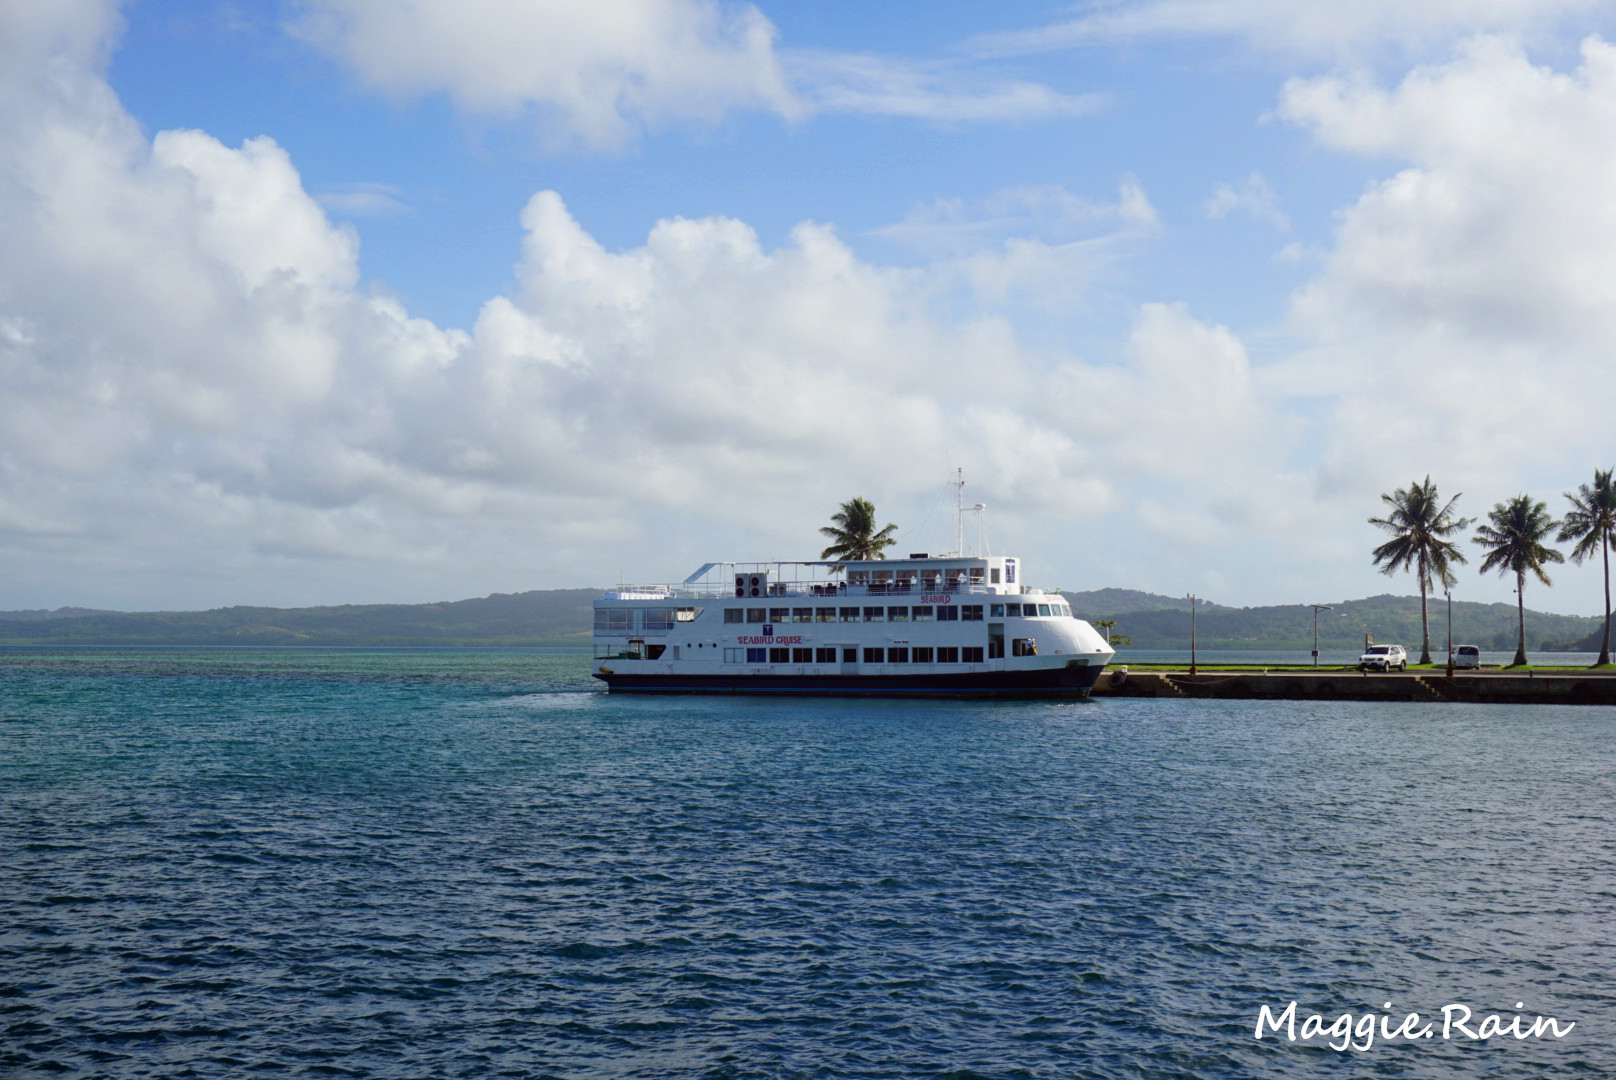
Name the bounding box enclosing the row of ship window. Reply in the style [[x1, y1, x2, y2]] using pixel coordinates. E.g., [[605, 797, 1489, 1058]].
[[722, 646, 988, 664], [594, 608, 694, 632], [719, 601, 1068, 624], [595, 600, 1073, 633]]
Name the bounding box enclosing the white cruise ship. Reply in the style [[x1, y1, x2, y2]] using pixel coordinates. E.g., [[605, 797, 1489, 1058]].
[[591, 554, 1115, 698]]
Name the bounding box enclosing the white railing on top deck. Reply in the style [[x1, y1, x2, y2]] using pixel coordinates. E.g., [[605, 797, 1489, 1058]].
[[603, 579, 1022, 601]]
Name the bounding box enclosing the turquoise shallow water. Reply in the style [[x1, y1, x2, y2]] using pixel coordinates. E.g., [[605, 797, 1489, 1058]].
[[3, 647, 1614, 1078]]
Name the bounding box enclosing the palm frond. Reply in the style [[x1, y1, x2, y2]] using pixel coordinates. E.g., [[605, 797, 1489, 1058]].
[[1368, 476, 1471, 589], [819, 497, 898, 561], [1558, 468, 1616, 565], [1474, 495, 1563, 585]]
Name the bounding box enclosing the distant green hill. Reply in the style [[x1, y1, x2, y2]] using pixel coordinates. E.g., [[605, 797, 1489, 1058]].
[[1061, 589, 1230, 615], [1570, 619, 1615, 653], [1065, 592, 1605, 652], [0, 587, 1604, 651], [0, 590, 598, 647]]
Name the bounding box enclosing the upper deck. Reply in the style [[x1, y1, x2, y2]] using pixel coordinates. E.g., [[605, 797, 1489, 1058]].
[[600, 554, 1040, 603]]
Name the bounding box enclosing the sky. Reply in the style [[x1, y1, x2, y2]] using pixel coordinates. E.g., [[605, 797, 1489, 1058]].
[[4, 0, 1616, 616]]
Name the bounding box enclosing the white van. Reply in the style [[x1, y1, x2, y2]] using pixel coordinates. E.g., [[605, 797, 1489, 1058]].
[[1451, 645, 1481, 669]]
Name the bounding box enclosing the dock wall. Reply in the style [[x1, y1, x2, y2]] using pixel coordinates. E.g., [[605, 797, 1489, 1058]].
[[1091, 670, 1616, 705]]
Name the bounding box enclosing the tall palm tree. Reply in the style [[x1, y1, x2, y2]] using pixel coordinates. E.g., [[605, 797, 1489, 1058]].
[[1558, 468, 1616, 666], [819, 497, 898, 562], [1369, 477, 1472, 665], [1474, 495, 1564, 667]]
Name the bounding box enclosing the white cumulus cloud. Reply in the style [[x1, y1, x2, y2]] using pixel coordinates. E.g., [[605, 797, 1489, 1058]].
[[292, 0, 799, 148], [37, 1, 1616, 613], [1279, 34, 1616, 508], [0, 0, 1316, 607]]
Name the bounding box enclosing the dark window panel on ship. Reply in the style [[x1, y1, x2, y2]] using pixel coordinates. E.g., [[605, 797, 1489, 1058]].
[[747, 609, 766, 623], [863, 647, 883, 663], [595, 609, 632, 632], [724, 609, 744, 623]]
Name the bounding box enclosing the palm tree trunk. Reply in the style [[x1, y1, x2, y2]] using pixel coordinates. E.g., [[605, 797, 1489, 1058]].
[[1601, 531, 1612, 667], [1418, 577, 1431, 665], [1514, 572, 1529, 667]]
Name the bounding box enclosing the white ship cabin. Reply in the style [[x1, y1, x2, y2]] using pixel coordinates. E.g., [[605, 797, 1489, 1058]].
[[593, 554, 1109, 667]]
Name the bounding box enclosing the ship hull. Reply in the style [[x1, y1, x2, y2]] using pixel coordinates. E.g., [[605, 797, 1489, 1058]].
[[594, 660, 1104, 699]]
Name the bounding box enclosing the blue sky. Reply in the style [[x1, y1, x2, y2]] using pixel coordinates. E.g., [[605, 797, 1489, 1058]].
[[4, 0, 1616, 616]]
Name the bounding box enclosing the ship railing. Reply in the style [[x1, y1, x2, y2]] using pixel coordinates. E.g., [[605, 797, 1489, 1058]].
[[603, 580, 1005, 600]]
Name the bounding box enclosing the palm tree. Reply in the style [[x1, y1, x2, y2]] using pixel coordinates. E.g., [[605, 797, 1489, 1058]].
[[1473, 495, 1564, 667], [1369, 477, 1472, 665], [819, 497, 898, 562], [1558, 468, 1616, 666]]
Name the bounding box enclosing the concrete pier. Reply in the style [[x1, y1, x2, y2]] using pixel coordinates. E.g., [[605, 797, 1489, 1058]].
[[1091, 669, 1616, 705]]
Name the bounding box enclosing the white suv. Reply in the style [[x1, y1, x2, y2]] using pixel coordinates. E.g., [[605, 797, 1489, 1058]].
[[1359, 644, 1408, 672], [1451, 645, 1481, 669]]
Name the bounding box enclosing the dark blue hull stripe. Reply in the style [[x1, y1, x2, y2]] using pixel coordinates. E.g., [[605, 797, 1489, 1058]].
[[595, 665, 1104, 699]]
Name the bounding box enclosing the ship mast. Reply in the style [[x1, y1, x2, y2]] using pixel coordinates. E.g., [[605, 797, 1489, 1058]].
[[954, 468, 965, 557], [951, 468, 989, 557]]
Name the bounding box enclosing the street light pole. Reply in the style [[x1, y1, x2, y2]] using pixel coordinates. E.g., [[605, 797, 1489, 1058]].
[[1445, 586, 1453, 677], [1311, 604, 1332, 667], [1189, 598, 1202, 675]]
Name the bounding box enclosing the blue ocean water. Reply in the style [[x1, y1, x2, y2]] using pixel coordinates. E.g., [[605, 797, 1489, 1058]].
[[4, 647, 1614, 1078]]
